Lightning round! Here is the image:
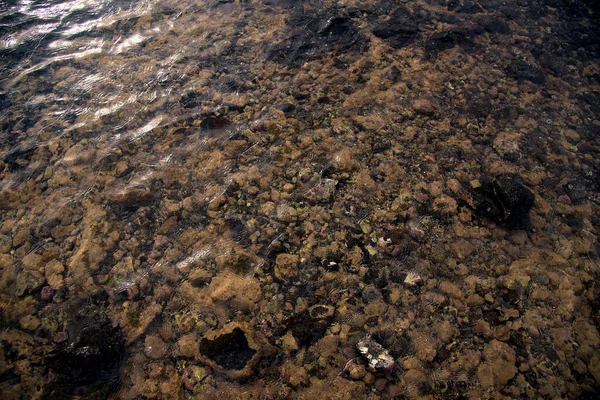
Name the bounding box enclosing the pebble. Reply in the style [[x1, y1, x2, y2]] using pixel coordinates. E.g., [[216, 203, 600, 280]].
[[274, 253, 300, 279], [19, 315, 40, 331], [145, 335, 168, 359], [412, 98, 435, 115], [356, 335, 395, 371], [276, 203, 298, 223], [177, 334, 199, 358]]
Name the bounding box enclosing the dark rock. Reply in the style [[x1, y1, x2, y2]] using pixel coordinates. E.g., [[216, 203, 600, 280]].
[[277, 102, 296, 114], [564, 177, 590, 205], [447, 0, 460, 11], [372, 7, 419, 49], [283, 310, 328, 347], [388, 66, 401, 83], [460, 175, 535, 230], [425, 26, 478, 53], [480, 17, 510, 35], [199, 327, 256, 370], [538, 54, 571, 77], [467, 96, 493, 119], [226, 217, 252, 247], [507, 60, 546, 85], [520, 130, 547, 165], [266, 9, 367, 67], [197, 322, 271, 379], [458, 1, 483, 14], [43, 307, 124, 399]]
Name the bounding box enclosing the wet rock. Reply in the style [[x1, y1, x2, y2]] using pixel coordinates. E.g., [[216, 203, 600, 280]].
[[433, 195, 458, 216], [44, 307, 125, 398], [115, 161, 131, 177], [281, 332, 299, 355], [412, 98, 435, 115], [182, 365, 206, 392], [44, 260, 64, 290], [16, 270, 45, 295], [12, 227, 30, 248], [426, 26, 478, 53], [403, 271, 423, 287], [307, 178, 338, 203], [0, 234, 11, 253], [372, 7, 418, 49], [19, 315, 40, 331], [409, 330, 437, 362], [436, 320, 455, 342], [177, 334, 200, 358], [22, 252, 43, 270], [276, 203, 298, 223], [476, 340, 517, 388], [343, 359, 366, 380], [274, 253, 300, 280], [198, 322, 272, 379], [308, 304, 334, 319], [41, 285, 54, 301], [108, 188, 153, 207], [124, 302, 163, 344], [507, 60, 546, 85], [456, 175, 535, 230], [356, 335, 395, 371], [267, 9, 367, 68], [145, 335, 168, 359], [439, 280, 464, 299]]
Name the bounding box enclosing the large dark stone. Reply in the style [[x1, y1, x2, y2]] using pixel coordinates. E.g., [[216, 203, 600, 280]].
[[372, 6, 419, 49], [266, 8, 367, 67], [199, 328, 256, 370], [43, 308, 124, 399], [507, 60, 546, 85], [425, 26, 480, 53], [466, 175, 535, 230]]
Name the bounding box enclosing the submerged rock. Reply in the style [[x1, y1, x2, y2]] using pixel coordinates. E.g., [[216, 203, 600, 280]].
[[356, 335, 395, 371], [372, 7, 418, 49], [508, 59, 546, 85], [266, 8, 367, 67], [198, 322, 273, 379], [44, 307, 124, 398], [454, 175, 535, 230]]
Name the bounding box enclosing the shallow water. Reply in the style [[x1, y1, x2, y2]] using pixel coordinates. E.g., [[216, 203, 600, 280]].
[[1, 0, 600, 398]]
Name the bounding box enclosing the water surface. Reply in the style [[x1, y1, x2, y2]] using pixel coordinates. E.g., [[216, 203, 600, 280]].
[[1, 0, 600, 398]]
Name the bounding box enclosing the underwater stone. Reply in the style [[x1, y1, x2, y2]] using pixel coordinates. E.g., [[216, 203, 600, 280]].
[[457, 175, 535, 230], [44, 307, 124, 398], [198, 322, 273, 380], [356, 335, 395, 371]]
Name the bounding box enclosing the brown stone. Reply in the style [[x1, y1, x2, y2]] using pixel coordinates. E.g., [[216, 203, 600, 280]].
[[12, 228, 31, 247], [19, 315, 41, 331], [436, 320, 455, 342], [477, 340, 517, 388], [412, 98, 435, 115], [145, 335, 168, 359], [176, 334, 199, 358], [45, 260, 65, 290], [198, 322, 274, 380], [274, 253, 300, 280], [439, 281, 464, 299]]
